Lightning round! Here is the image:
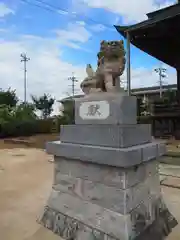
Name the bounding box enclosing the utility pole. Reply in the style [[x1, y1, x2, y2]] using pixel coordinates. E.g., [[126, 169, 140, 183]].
[[20, 53, 30, 104], [154, 64, 167, 98], [68, 73, 78, 96]]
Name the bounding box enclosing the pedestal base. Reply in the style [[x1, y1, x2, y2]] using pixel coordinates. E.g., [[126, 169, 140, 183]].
[[39, 155, 178, 240], [39, 197, 177, 240], [135, 209, 178, 240], [40, 93, 178, 239]]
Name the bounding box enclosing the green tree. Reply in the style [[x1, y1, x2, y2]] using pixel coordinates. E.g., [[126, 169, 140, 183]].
[[31, 93, 55, 119], [0, 104, 13, 123], [0, 102, 37, 137], [0, 88, 18, 107], [12, 103, 37, 121]]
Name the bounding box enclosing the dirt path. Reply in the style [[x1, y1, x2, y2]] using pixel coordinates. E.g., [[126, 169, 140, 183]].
[[0, 148, 58, 240], [0, 148, 179, 240]]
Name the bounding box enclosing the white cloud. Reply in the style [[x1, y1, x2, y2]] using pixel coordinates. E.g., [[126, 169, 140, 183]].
[[57, 9, 69, 15], [121, 65, 176, 89], [0, 12, 177, 116], [55, 22, 92, 49], [76, 20, 86, 26], [0, 33, 176, 102], [76, 0, 175, 24], [0, 2, 15, 17], [0, 20, 94, 115], [71, 0, 89, 16], [0, 34, 86, 115], [89, 24, 106, 32], [0, 28, 8, 33]]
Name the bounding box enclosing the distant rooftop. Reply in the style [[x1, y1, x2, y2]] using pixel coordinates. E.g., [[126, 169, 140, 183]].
[[59, 84, 177, 103]]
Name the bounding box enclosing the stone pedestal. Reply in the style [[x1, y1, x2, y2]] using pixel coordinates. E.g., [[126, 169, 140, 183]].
[[39, 93, 177, 240]]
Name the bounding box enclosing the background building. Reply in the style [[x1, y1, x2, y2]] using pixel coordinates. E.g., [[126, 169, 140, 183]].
[[59, 84, 177, 105]]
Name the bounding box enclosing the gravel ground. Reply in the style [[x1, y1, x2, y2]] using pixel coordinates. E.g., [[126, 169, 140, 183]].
[[0, 148, 179, 240]]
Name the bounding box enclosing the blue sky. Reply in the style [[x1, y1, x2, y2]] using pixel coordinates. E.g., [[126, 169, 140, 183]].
[[0, 0, 177, 106]]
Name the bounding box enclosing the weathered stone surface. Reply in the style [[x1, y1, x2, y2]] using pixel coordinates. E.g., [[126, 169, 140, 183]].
[[75, 93, 137, 125], [54, 157, 158, 189], [46, 141, 164, 168], [141, 141, 167, 163], [142, 142, 158, 162], [60, 124, 151, 148], [53, 172, 160, 214], [45, 189, 130, 239], [40, 199, 178, 240], [135, 199, 178, 240], [40, 206, 117, 240], [40, 192, 171, 240]]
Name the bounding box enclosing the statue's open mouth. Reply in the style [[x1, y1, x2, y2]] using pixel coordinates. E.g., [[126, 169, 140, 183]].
[[81, 40, 126, 94]]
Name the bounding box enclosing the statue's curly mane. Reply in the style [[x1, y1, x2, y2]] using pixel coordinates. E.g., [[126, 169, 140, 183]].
[[97, 40, 126, 70], [81, 40, 126, 94], [98, 40, 125, 60]]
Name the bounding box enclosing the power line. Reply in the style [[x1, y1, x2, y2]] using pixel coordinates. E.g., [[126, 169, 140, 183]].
[[154, 63, 167, 98], [20, 0, 114, 30], [20, 53, 30, 104], [68, 73, 78, 97], [21, 0, 58, 13]]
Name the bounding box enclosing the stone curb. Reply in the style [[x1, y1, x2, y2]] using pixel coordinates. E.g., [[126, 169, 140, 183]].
[[160, 176, 180, 189], [160, 156, 180, 166]]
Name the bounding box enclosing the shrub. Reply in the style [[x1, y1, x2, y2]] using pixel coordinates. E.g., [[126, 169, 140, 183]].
[[0, 120, 39, 138], [36, 119, 54, 134]]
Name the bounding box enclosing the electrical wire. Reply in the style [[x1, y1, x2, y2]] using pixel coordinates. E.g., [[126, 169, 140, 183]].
[[20, 0, 115, 31], [21, 0, 57, 13]]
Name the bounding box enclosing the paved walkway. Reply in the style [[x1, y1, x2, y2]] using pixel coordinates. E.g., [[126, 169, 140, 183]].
[[0, 148, 179, 240]]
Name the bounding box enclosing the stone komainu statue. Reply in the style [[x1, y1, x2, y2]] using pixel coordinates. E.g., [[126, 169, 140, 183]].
[[80, 40, 126, 94]]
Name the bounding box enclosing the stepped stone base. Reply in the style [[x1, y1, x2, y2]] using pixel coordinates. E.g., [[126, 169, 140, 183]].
[[60, 124, 152, 148], [46, 140, 166, 168], [53, 170, 160, 215], [40, 196, 177, 240], [52, 157, 160, 215], [40, 93, 177, 239], [39, 155, 178, 239], [54, 157, 158, 189]]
